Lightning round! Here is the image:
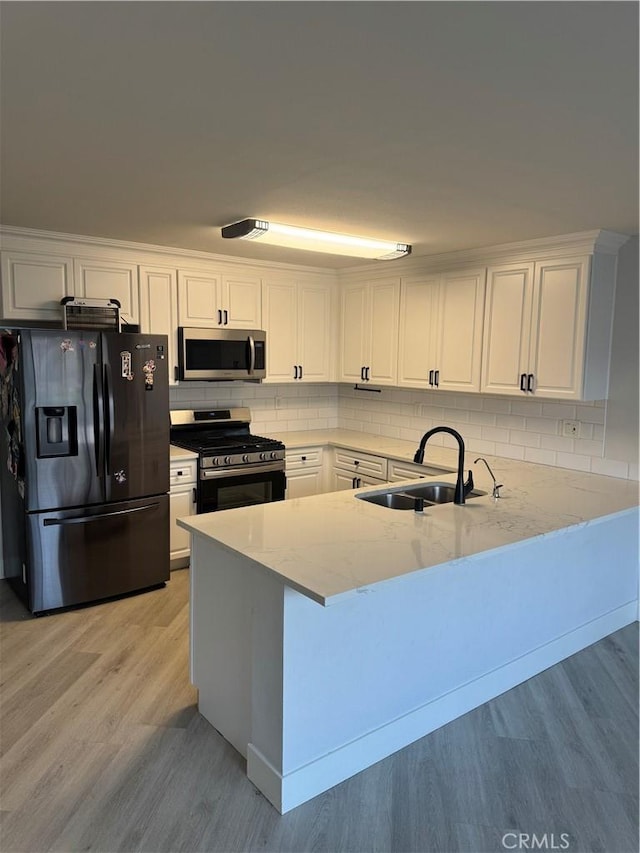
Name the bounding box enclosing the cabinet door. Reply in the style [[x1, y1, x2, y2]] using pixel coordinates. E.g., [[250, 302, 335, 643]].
[[529, 257, 590, 399], [368, 278, 400, 385], [298, 281, 333, 382], [481, 264, 534, 396], [177, 270, 222, 327], [332, 470, 361, 491], [1, 252, 74, 321], [262, 279, 298, 382], [285, 468, 324, 499], [170, 485, 197, 562], [434, 269, 485, 393], [397, 275, 440, 388], [74, 259, 139, 326], [221, 273, 262, 328], [139, 266, 179, 384], [340, 283, 368, 382]]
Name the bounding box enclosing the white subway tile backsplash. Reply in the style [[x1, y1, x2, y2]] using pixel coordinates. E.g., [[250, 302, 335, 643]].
[[524, 447, 557, 466], [481, 397, 511, 413], [590, 458, 630, 478], [574, 438, 604, 458], [468, 411, 497, 426], [540, 434, 575, 453], [168, 383, 632, 481], [524, 417, 559, 435], [496, 414, 526, 430], [541, 402, 576, 419], [576, 405, 605, 424], [494, 442, 525, 460], [555, 451, 592, 472], [480, 426, 510, 443], [508, 430, 541, 448], [510, 400, 543, 417]]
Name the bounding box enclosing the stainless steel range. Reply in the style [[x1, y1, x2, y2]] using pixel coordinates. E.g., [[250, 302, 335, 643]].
[[170, 408, 286, 513]]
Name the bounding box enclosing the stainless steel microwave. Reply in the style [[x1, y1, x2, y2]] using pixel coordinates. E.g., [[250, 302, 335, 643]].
[[177, 327, 266, 381]]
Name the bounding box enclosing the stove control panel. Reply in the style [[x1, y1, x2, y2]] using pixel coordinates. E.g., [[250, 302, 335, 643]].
[[201, 447, 285, 471]]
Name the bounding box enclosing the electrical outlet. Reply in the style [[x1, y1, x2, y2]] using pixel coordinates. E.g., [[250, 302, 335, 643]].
[[275, 397, 283, 410], [562, 419, 580, 438], [414, 403, 423, 417]]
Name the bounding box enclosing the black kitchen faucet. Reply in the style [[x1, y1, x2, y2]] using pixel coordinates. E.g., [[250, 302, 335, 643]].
[[413, 426, 474, 505]]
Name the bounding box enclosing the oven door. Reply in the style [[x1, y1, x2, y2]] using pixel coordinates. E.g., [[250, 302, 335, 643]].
[[198, 462, 285, 513]]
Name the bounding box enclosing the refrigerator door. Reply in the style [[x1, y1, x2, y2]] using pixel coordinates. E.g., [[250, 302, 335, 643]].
[[101, 333, 170, 503], [27, 495, 170, 613], [20, 329, 104, 512]]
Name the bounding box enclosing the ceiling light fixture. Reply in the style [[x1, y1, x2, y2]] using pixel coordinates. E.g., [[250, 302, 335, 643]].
[[221, 219, 411, 260]]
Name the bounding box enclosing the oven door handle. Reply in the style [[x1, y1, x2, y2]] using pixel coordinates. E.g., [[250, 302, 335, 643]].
[[200, 461, 284, 480]]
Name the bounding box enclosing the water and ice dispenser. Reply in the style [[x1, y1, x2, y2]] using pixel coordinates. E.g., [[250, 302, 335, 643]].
[[35, 406, 78, 458]]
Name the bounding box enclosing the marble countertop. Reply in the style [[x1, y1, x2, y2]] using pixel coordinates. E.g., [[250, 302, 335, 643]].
[[170, 444, 199, 462], [178, 429, 639, 607]]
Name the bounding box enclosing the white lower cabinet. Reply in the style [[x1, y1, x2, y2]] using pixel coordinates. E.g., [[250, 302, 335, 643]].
[[170, 458, 197, 567], [285, 447, 325, 499], [331, 449, 388, 491], [387, 459, 454, 481]]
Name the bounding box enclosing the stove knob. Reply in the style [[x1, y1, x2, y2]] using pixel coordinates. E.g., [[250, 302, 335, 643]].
[[242, 454, 250, 463], [260, 452, 267, 461], [270, 451, 278, 460], [224, 456, 231, 464], [212, 458, 220, 466]]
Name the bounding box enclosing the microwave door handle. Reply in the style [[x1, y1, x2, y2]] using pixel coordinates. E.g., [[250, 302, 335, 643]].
[[247, 335, 256, 375]]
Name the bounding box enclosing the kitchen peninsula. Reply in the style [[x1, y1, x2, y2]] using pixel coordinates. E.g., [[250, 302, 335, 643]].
[[178, 438, 639, 813]]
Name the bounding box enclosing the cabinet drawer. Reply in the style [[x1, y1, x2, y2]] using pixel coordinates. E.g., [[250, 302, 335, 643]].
[[388, 459, 453, 482], [285, 446, 324, 470], [333, 449, 388, 480], [170, 459, 198, 487]]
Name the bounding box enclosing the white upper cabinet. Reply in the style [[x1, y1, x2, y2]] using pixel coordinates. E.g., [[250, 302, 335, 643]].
[[1, 252, 74, 321], [262, 277, 334, 382], [481, 256, 599, 399], [340, 278, 400, 385], [177, 269, 261, 329], [139, 265, 179, 384], [73, 258, 140, 326], [398, 269, 485, 392]]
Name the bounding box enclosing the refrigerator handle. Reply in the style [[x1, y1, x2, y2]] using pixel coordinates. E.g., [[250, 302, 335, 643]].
[[103, 363, 115, 474], [93, 364, 105, 476], [43, 503, 160, 526]]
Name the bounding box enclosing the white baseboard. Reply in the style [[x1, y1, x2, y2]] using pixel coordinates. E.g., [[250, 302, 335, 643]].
[[247, 601, 637, 814]]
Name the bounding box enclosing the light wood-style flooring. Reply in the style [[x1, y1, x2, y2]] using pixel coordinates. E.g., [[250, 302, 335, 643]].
[[0, 570, 637, 853]]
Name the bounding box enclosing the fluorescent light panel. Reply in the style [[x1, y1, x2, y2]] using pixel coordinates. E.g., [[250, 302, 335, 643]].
[[221, 219, 411, 260]]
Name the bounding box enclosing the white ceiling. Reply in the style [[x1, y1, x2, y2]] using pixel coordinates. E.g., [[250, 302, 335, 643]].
[[1, 2, 638, 269]]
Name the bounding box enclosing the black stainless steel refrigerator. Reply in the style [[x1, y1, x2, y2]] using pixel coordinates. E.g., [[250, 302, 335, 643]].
[[0, 329, 170, 614]]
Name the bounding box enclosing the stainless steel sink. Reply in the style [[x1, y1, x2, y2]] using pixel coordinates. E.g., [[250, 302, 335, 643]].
[[356, 481, 487, 510], [356, 492, 423, 510]]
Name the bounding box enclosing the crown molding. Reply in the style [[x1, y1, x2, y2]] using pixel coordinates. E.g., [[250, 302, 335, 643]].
[[337, 229, 631, 282], [0, 225, 630, 282], [0, 225, 338, 279]]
